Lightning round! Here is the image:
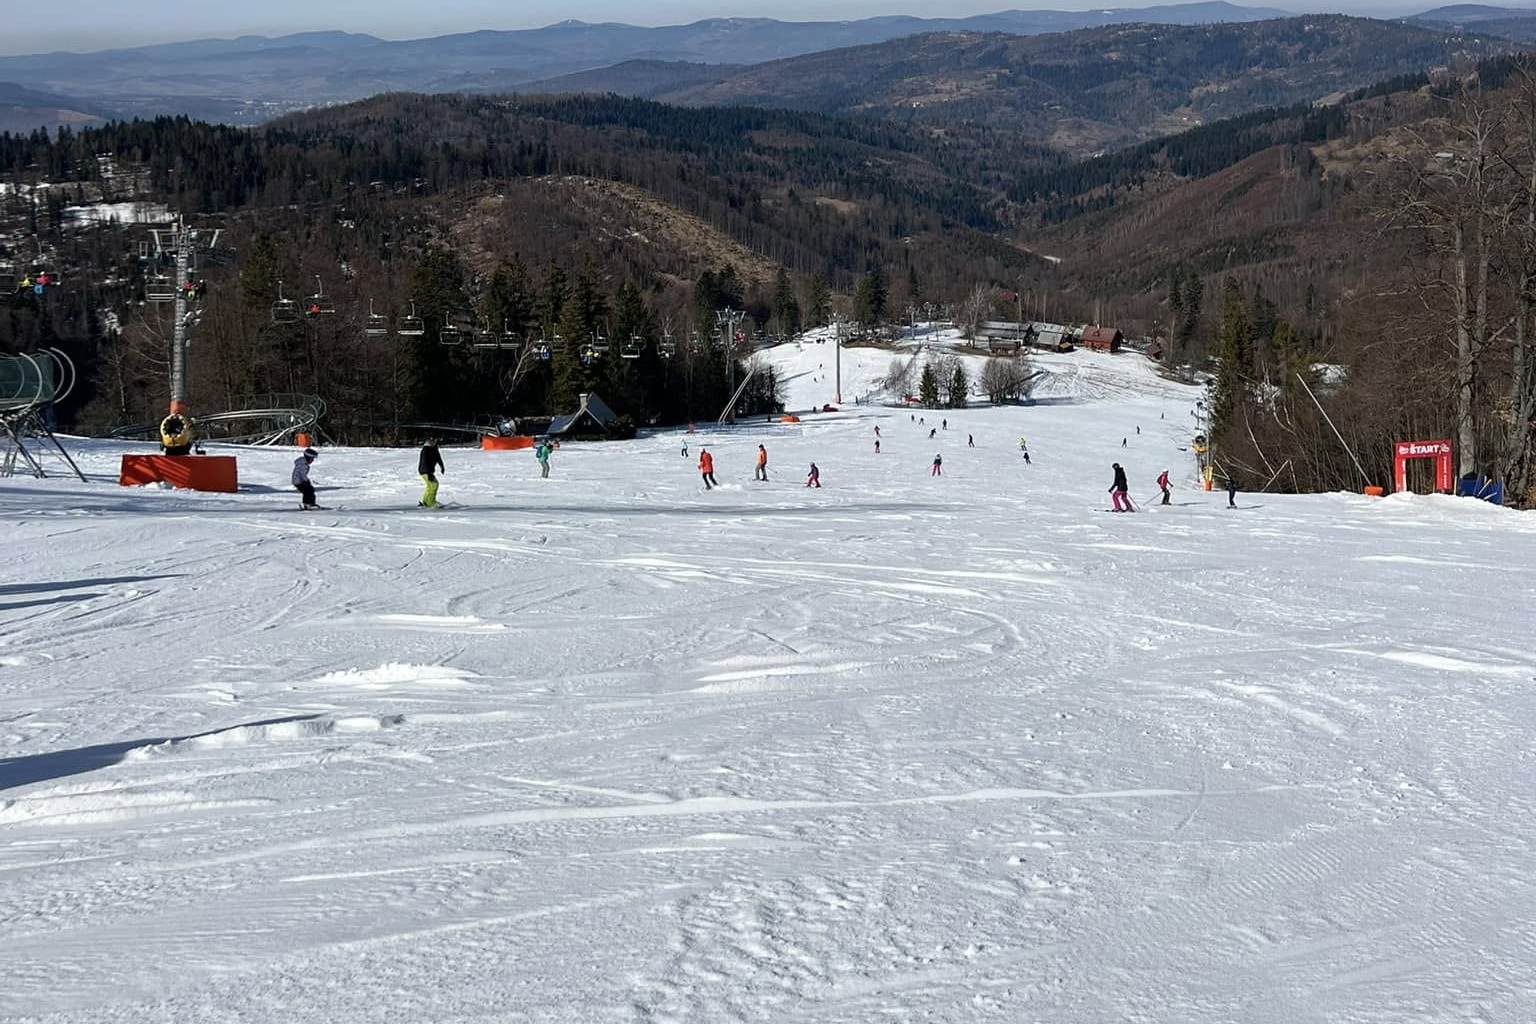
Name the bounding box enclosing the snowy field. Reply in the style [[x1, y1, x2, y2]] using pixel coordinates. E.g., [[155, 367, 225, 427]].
[[4, 344, 1536, 1023]]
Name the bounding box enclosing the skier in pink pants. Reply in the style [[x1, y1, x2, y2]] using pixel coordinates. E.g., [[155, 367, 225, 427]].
[[1109, 462, 1134, 511]]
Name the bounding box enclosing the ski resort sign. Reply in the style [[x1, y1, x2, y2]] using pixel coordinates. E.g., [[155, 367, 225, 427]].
[[1393, 439, 1453, 494]]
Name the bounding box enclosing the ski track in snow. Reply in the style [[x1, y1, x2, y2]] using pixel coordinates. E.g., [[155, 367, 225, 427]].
[[3, 340, 1536, 1022]]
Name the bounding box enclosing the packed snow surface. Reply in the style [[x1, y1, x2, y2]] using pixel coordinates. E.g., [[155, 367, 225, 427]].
[[3, 344, 1535, 1023]]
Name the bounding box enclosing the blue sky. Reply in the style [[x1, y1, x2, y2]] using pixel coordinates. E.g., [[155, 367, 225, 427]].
[[3, 0, 1447, 55]]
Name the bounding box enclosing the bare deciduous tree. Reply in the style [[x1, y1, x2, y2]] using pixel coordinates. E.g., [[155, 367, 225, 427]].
[[958, 284, 992, 342], [980, 353, 1035, 404]]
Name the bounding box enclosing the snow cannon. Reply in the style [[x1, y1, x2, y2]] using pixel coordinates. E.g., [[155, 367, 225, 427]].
[[160, 410, 194, 455]]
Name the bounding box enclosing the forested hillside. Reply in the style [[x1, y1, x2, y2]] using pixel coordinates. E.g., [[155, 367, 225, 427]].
[[2, 56, 1533, 501], [657, 17, 1503, 153], [0, 95, 1061, 439]]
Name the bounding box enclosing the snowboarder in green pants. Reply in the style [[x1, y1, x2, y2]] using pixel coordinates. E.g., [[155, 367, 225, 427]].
[[418, 438, 444, 508]]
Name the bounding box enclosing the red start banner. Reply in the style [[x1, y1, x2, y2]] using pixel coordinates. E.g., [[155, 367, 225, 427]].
[[1393, 438, 1454, 493]]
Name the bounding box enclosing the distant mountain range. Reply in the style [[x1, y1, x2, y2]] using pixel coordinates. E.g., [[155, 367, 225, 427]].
[[1408, 3, 1536, 40], [0, 82, 111, 135], [0, 4, 1520, 139], [520, 16, 1504, 155], [0, 4, 1294, 127]]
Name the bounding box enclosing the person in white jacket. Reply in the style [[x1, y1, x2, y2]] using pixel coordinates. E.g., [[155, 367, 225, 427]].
[[292, 448, 319, 509]]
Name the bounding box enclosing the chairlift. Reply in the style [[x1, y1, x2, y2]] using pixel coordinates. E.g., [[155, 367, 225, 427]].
[[399, 302, 425, 337], [659, 333, 676, 359], [271, 281, 300, 325], [499, 324, 522, 351], [364, 299, 389, 337], [621, 335, 642, 360], [591, 330, 610, 355], [439, 321, 465, 347], [474, 323, 500, 350], [305, 275, 336, 318], [145, 275, 177, 303], [580, 344, 598, 366], [535, 341, 551, 361]]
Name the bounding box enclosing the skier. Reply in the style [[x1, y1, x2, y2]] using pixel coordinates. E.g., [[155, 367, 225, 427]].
[[1227, 472, 1238, 509], [931, 452, 943, 477], [1109, 462, 1134, 512], [681, 441, 688, 458], [967, 434, 974, 448], [928, 427, 937, 439], [1023, 450, 1031, 464], [1136, 425, 1141, 435], [1122, 437, 1128, 448], [1018, 437, 1028, 454], [875, 439, 881, 454], [418, 437, 444, 508], [919, 417, 925, 425], [536, 439, 552, 479], [755, 444, 769, 482], [942, 418, 947, 430], [806, 462, 821, 488], [292, 447, 319, 510], [1157, 468, 1171, 506], [874, 425, 881, 437], [698, 447, 718, 490]]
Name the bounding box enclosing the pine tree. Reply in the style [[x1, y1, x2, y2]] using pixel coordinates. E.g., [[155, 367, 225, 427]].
[[1210, 278, 1253, 448], [406, 246, 471, 421], [537, 259, 567, 339], [949, 361, 969, 409], [552, 256, 608, 412], [484, 255, 534, 338], [770, 268, 800, 337], [853, 265, 887, 327], [1174, 270, 1203, 358], [806, 271, 831, 327], [919, 361, 940, 407], [1270, 319, 1308, 397]]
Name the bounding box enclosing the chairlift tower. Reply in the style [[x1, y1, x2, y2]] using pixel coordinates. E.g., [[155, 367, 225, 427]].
[[148, 219, 221, 454], [831, 313, 847, 405], [715, 307, 745, 420], [118, 220, 241, 494]]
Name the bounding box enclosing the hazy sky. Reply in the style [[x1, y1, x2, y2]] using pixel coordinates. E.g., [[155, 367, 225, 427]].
[[1, 0, 1468, 55]]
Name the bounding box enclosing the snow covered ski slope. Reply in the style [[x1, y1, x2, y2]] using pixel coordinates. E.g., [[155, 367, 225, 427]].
[[3, 346, 1535, 1023]]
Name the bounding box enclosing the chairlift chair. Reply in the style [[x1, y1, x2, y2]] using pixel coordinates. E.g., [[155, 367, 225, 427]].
[[364, 299, 389, 337], [659, 334, 676, 359], [271, 281, 300, 325], [621, 335, 642, 360], [145, 275, 177, 303], [439, 322, 465, 347], [305, 276, 336, 318], [592, 330, 610, 355], [580, 344, 598, 366], [535, 341, 551, 361], [398, 302, 426, 337], [499, 325, 522, 351]]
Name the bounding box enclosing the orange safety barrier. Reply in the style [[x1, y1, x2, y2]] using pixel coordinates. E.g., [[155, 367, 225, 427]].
[[120, 454, 239, 493], [1363, 485, 1385, 497], [481, 435, 534, 451], [780, 415, 801, 423], [295, 433, 311, 447]]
